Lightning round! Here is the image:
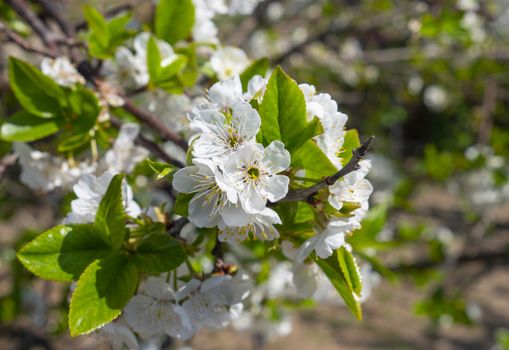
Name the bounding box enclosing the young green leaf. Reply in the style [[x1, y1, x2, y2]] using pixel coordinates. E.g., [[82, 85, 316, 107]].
[[8, 57, 64, 118], [337, 129, 361, 165], [133, 234, 186, 273], [337, 247, 363, 296], [69, 254, 137, 336], [291, 140, 337, 175], [67, 85, 101, 133], [146, 159, 176, 180], [94, 174, 127, 250], [173, 193, 194, 216], [83, 5, 109, 49], [240, 58, 269, 90], [155, 0, 195, 45], [17, 225, 113, 282], [147, 35, 162, 83], [316, 252, 362, 320], [259, 66, 322, 153], [1, 111, 63, 142]]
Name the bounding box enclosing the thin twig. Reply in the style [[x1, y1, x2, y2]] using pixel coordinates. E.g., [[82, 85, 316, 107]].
[[4, 0, 58, 54], [0, 24, 57, 58], [280, 136, 375, 203], [122, 99, 189, 151], [33, 0, 74, 37]]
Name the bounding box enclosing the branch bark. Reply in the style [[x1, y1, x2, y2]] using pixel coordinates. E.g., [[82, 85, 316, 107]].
[[4, 0, 58, 54], [1, 24, 57, 58], [280, 136, 375, 203]]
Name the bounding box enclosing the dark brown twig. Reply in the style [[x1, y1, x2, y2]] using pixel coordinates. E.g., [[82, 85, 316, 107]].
[[4, 0, 58, 54], [122, 99, 189, 151], [1, 24, 57, 58], [280, 136, 375, 203]]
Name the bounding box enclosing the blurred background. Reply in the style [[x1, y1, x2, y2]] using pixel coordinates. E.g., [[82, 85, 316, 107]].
[[1, 0, 509, 349]]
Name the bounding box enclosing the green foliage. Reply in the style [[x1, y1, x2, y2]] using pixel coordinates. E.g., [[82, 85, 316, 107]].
[[174, 193, 194, 216], [133, 233, 186, 273], [155, 0, 195, 45], [0, 110, 63, 141], [146, 159, 177, 180], [316, 251, 362, 320], [240, 58, 269, 90], [259, 66, 323, 154], [337, 247, 363, 296], [69, 254, 137, 336], [8, 57, 65, 118], [94, 174, 127, 250], [17, 225, 113, 282], [291, 140, 337, 175], [83, 6, 134, 59]]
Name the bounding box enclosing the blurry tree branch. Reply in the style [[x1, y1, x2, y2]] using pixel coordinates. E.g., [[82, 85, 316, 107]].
[[280, 136, 375, 203], [0, 23, 57, 58], [4, 0, 58, 54]]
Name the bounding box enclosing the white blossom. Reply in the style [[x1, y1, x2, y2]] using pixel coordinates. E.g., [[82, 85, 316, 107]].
[[224, 141, 290, 213], [243, 75, 268, 102], [13, 143, 95, 192], [218, 207, 281, 243], [40, 57, 85, 86], [297, 219, 354, 261], [98, 319, 139, 350], [210, 47, 250, 80], [207, 76, 244, 109], [104, 123, 149, 173], [190, 101, 260, 160], [181, 274, 250, 331], [328, 160, 373, 211], [124, 277, 193, 339], [423, 85, 449, 112], [172, 158, 251, 227], [64, 170, 141, 224]]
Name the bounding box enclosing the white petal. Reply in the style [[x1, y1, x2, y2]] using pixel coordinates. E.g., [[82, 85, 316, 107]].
[[262, 141, 291, 173], [261, 175, 289, 203]]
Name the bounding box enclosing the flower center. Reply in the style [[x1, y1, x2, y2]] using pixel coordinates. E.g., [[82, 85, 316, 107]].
[[247, 167, 260, 180]]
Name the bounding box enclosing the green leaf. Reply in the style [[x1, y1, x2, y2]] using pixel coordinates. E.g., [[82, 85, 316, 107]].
[[8, 57, 64, 118], [174, 193, 194, 216], [337, 247, 363, 296], [133, 234, 186, 273], [316, 253, 362, 320], [155, 0, 195, 45], [259, 66, 320, 153], [107, 12, 134, 48], [337, 129, 361, 165], [156, 55, 188, 84], [57, 132, 91, 152], [1, 110, 62, 142], [69, 254, 137, 336], [95, 174, 126, 250], [146, 159, 176, 180], [147, 35, 162, 83], [83, 5, 109, 48], [17, 225, 113, 282], [67, 85, 100, 133], [291, 140, 337, 175], [240, 58, 269, 91]]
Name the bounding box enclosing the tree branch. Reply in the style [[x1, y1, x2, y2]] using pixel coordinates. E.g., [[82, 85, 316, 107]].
[[109, 116, 184, 168], [4, 0, 58, 54], [280, 136, 375, 203], [122, 99, 189, 151], [0, 23, 57, 58]]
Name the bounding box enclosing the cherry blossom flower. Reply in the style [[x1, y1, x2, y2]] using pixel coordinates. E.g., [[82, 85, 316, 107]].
[[40, 57, 85, 86]]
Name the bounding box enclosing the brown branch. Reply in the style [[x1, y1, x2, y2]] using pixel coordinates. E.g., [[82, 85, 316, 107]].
[[4, 0, 58, 54], [280, 136, 375, 203], [122, 99, 189, 151], [33, 0, 74, 38], [0, 24, 57, 58], [109, 116, 184, 168]]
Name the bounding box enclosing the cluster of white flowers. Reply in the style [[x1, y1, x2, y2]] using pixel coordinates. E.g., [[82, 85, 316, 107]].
[[173, 75, 290, 244], [14, 123, 148, 193], [101, 274, 250, 349], [40, 57, 85, 86]]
